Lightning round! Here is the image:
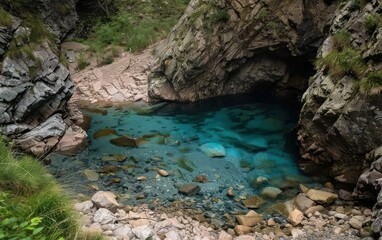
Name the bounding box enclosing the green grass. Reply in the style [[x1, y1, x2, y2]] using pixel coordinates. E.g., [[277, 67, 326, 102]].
[[0, 7, 12, 27], [80, 0, 189, 53], [332, 31, 351, 51], [360, 71, 382, 95], [364, 14, 380, 34], [316, 48, 366, 80], [77, 52, 90, 70], [0, 138, 103, 240]]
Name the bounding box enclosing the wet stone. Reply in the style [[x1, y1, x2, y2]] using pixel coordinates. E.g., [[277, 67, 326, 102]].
[[178, 183, 201, 196]]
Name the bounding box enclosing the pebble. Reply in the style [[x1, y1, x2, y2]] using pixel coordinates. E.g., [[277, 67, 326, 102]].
[[74, 190, 374, 240]]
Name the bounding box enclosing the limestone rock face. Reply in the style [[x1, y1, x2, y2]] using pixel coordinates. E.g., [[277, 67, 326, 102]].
[[149, 0, 334, 102], [297, 0, 382, 184], [0, 2, 87, 156]]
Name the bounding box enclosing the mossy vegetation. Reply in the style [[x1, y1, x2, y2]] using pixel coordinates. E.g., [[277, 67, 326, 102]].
[[79, 0, 189, 53], [0, 7, 12, 27], [0, 138, 102, 239]]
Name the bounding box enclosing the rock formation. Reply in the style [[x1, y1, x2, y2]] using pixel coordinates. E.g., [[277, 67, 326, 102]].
[[0, 1, 87, 156], [149, 0, 336, 101], [149, 0, 381, 187], [298, 0, 382, 184]]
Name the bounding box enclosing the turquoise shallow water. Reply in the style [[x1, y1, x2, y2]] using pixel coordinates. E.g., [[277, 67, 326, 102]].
[[48, 95, 325, 216]]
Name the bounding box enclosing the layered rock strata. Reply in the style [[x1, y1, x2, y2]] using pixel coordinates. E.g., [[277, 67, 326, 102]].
[[149, 0, 336, 101], [149, 0, 381, 191], [0, 1, 87, 156], [298, 0, 382, 183]]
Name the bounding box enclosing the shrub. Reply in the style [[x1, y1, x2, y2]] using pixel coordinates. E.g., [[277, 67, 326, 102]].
[[0, 7, 12, 28], [360, 71, 382, 95], [77, 52, 90, 70], [316, 48, 366, 80]]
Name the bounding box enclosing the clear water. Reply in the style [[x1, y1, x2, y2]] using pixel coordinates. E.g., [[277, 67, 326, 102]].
[[48, 94, 325, 217]]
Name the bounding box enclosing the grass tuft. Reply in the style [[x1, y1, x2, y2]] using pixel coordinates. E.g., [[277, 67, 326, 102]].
[[316, 48, 366, 80], [364, 14, 380, 34], [0, 7, 13, 27], [0, 138, 90, 239], [332, 31, 351, 51], [360, 70, 382, 95], [77, 52, 90, 70]]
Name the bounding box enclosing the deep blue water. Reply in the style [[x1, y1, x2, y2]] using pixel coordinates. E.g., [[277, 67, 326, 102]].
[[48, 95, 325, 217]]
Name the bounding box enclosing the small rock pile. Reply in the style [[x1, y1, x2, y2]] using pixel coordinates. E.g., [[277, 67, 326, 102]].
[[75, 188, 375, 240]]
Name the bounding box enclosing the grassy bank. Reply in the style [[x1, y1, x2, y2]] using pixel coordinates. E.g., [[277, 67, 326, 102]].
[[74, 0, 189, 67], [0, 138, 101, 240]]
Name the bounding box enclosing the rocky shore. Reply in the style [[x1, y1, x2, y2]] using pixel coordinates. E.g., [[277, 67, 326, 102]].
[[75, 185, 375, 240]]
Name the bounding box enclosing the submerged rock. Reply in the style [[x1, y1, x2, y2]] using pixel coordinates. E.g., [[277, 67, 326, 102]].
[[200, 143, 226, 157], [93, 128, 117, 139], [261, 187, 282, 199], [84, 170, 99, 181], [110, 136, 145, 147], [178, 183, 200, 196], [242, 195, 266, 209]]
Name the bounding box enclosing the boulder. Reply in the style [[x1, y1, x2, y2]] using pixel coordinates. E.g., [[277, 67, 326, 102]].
[[132, 225, 153, 240], [288, 209, 304, 226], [91, 191, 120, 211], [74, 200, 94, 214], [294, 193, 316, 212], [261, 187, 282, 199], [234, 225, 252, 235], [236, 212, 263, 227], [218, 230, 233, 240], [56, 125, 88, 155], [93, 208, 116, 225], [200, 143, 226, 157], [306, 189, 338, 204], [113, 225, 132, 239]]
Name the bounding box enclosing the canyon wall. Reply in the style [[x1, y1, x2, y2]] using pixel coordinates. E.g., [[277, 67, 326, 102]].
[[0, 0, 87, 156], [148, 0, 336, 101], [149, 0, 382, 209]]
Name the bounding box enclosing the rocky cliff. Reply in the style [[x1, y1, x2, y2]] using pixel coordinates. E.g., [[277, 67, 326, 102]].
[[149, 0, 336, 101], [0, 0, 87, 156], [149, 0, 381, 180], [298, 0, 382, 185]]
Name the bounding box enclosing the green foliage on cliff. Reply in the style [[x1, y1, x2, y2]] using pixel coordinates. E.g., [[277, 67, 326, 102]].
[[81, 0, 189, 52], [316, 48, 366, 80], [364, 14, 381, 34], [332, 31, 351, 50], [0, 138, 102, 240], [0, 7, 12, 27], [360, 71, 382, 95]]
